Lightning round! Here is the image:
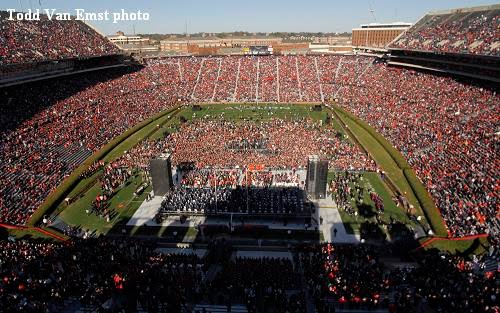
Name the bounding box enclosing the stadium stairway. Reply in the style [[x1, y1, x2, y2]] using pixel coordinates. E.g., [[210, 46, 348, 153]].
[[484, 256, 498, 273], [52, 143, 92, 167]]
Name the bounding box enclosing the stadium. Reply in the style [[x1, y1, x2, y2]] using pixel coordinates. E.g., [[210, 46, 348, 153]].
[[0, 2, 498, 313]]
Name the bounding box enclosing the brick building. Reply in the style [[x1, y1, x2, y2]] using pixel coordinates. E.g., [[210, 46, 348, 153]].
[[352, 22, 411, 50]]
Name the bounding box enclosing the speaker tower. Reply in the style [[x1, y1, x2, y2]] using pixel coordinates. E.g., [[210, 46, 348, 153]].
[[150, 153, 173, 196], [306, 155, 329, 199]]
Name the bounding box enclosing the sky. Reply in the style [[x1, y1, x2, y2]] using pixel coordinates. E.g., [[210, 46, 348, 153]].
[[1, 0, 498, 35]]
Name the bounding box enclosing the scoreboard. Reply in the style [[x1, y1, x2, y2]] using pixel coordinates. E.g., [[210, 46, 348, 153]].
[[245, 45, 273, 55]]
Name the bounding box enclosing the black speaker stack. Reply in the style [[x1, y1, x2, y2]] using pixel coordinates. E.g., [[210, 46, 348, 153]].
[[305, 155, 329, 199], [149, 154, 174, 196]]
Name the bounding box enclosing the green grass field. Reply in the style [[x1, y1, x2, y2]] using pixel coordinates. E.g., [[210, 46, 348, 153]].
[[420, 237, 489, 256], [54, 109, 181, 234], [47, 103, 479, 254], [1, 226, 70, 242], [55, 103, 331, 235], [332, 172, 418, 237], [6, 228, 57, 240], [56, 104, 415, 239], [331, 109, 424, 215], [178, 103, 328, 123], [57, 174, 149, 235]]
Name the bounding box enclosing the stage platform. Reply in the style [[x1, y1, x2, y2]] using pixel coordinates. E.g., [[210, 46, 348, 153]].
[[127, 189, 359, 244]]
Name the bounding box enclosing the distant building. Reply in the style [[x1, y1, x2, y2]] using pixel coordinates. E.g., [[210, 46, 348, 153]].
[[225, 37, 282, 47], [119, 44, 159, 53], [312, 36, 351, 46], [159, 36, 356, 56], [352, 22, 411, 50], [107, 31, 158, 54], [160, 37, 282, 55], [308, 43, 353, 54], [160, 40, 191, 53], [107, 31, 150, 45]]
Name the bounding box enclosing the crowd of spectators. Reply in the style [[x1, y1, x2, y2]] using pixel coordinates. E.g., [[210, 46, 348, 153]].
[[213, 56, 239, 102], [370, 191, 384, 214], [192, 57, 219, 102], [241, 171, 274, 187], [302, 243, 386, 311], [390, 8, 500, 56], [0, 50, 496, 241], [329, 171, 366, 215], [0, 237, 311, 313], [278, 56, 301, 103], [212, 257, 305, 313], [297, 55, 321, 102], [0, 238, 207, 312], [389, 248, 499, 313], [1, 235, 497, 313], [273, 171, 300, 187], [145, 54, 373, 104], [100, 165, 131, 197], [317, 55, 341, 100], [236, 56, 259, 102], [0, 66, 179, 225], [180, 168, 299, 189], [300, 242, 499, 313], [160, 186, 308, 216], [165, 119, 375, 171], [258, 56, 279, 102], [0, 11, 119, 65], [181, 169, 240, 188], [338, 62, 499, 238], [226, 137, 269, 152]]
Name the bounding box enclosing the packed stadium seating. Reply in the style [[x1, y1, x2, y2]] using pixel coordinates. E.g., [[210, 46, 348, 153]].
[[0, 66, 179, 225], [0, 237, 309, 312], [0, 8, 498, 240], [212, 256, 305, 312], [164, 119, 375, 170], [0, 238, 209, 312], [337, 63, 499, 238], [390, 6, 500, 56], [1, 6, 499, 313], [1, 237, 497, 312], [0, 52, 498, 240], [0, 11, 119, 65], [300, 242, 499, 313]]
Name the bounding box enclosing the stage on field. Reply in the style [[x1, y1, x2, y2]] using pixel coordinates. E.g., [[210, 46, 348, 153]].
[[126, 181, 360, 244]]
